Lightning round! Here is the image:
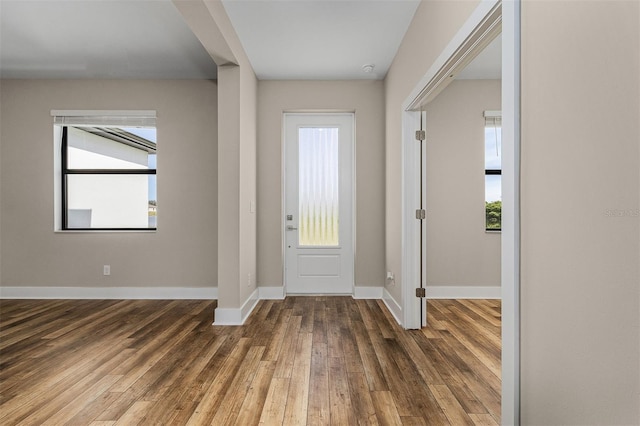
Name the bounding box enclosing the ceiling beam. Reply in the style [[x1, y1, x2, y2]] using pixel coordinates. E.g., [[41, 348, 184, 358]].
[[172, 0, 238, 67]]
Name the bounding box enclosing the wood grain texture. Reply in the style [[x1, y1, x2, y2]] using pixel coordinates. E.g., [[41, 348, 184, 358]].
[[0, 297, 501, 425]]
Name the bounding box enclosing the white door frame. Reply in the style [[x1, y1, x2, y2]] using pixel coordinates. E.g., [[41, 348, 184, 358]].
[[400, 0, 520, 423], [282, 112, 356, 295], [401, 109, 425, 329]]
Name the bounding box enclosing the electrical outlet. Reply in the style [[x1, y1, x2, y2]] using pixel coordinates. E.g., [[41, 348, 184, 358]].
[[247, 272, 251, 287], [103, 265, 111, 276], [386, 271, 395, 287]]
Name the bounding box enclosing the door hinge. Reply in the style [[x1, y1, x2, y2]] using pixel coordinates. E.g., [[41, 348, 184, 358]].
[[415, 130, 426, 141], [415, 209, 426, 220], [416, 287, 426, 298]]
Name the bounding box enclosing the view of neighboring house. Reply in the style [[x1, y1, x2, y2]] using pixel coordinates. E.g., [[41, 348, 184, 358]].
[[62, 126, 157, 229]]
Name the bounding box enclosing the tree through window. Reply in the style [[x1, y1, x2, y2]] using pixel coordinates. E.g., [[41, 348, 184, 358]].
[[484, 111, 501, 231]]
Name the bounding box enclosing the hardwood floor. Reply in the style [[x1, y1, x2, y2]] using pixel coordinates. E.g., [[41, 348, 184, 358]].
[[0, 297, 501, 425]]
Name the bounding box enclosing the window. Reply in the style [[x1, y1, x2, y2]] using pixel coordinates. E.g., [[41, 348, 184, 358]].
[[53, 111, 157, 230], [484, 111, 501, 231], [298, 127, 340, 246]]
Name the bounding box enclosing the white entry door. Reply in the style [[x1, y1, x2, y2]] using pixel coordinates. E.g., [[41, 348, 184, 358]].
[[284, 113, 354, 294]]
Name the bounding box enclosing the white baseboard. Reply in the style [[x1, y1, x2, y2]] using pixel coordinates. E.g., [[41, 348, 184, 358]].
[[212, 307, 243, 325], [0, 286, 218, 300], [382, 287, 403, 326], [352, 286, 383, 299], [213, 288, 259, 326], [241, 288, 260, 321], [426, 286, 501, 299], [258, 286, 285, 300]]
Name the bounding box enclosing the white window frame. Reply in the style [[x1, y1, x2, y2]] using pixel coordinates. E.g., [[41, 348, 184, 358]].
[[52, 110, 157, 232], [485, 110, 502, 232]]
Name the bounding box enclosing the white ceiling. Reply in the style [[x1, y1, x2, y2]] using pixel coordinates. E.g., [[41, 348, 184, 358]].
[[0, 0, 218, 79], [221, 0, 421, 80], [0, 0, 498, 81]]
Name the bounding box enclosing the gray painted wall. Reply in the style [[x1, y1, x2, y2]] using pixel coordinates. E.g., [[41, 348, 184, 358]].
[[520, 1, 639, 423], [0, 79, 218, 289], [257, 80, 385, 289], [425, 79, 501, 288]]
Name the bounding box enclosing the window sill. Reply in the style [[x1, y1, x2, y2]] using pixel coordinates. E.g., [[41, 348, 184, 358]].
[[55, 229, 157, 234], [485, 229, 501, 234]]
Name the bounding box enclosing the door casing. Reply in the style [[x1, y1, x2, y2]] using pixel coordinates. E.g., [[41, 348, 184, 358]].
[[400, 0, 521, 423]]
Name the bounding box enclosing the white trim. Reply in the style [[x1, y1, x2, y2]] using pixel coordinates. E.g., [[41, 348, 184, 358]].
[[213, 288, 259, 326], [501, 0, 521, 423], [258, 286, 285, 300], [401, 109, 422, 329], [51, 110, 157, 127], [0, 286, 217, 300], [281, 113, 287, 299], [282, 109, 355, 114], [382, 288, 403, 326], [51, 110, 156, 117], [54, 230, 157, 234], [212, 308, 243, 326], [404, 0, 502, 111], [241, 288, 260, 321], [426, 286, 501, 299], [484, 110, 502, 118], [352, 286, 383, 299]]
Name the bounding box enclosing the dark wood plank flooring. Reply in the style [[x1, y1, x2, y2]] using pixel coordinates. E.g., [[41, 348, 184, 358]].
[[0, 297, 501, 425]]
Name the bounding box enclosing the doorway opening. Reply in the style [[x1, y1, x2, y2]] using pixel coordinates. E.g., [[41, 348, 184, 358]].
[[400, 0, 521, 423]]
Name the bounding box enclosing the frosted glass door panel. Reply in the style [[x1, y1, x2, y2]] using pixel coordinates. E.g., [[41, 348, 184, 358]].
[[298, 127, 339, 246], [284, 113, 354, 294]]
